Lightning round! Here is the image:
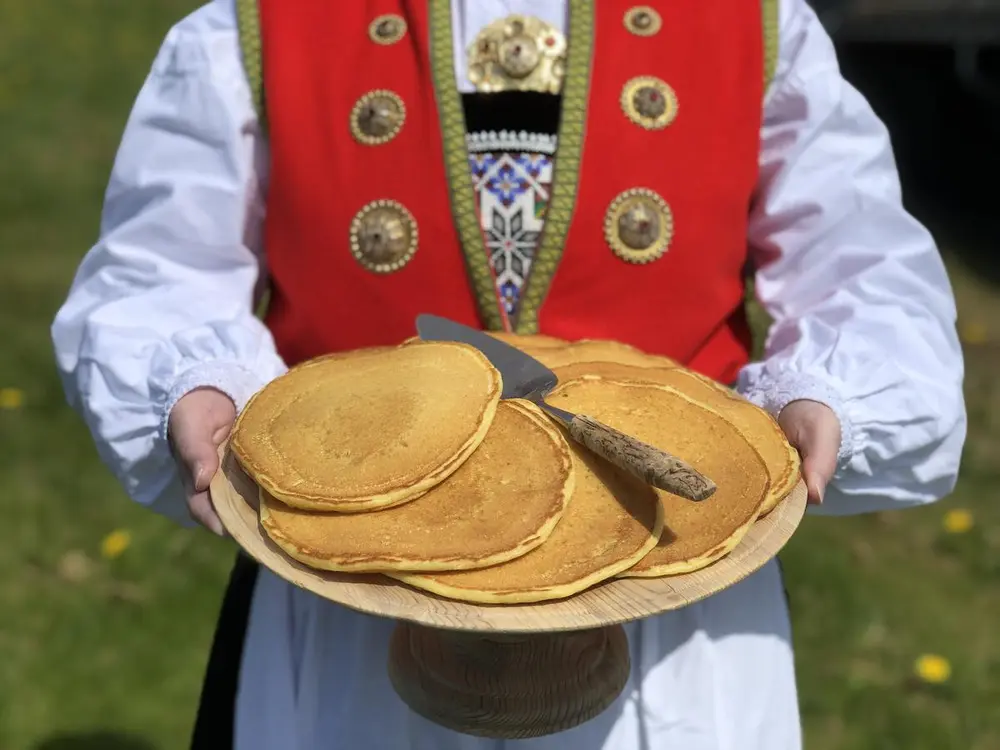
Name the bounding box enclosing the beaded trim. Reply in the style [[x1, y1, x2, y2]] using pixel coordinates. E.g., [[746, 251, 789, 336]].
[[465, 130, 558, 155]]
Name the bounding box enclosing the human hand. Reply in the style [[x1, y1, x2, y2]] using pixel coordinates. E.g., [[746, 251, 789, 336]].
[[777, 399, 841, 505], [168, 387, 237, 535]]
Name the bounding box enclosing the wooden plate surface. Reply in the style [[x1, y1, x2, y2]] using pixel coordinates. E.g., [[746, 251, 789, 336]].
[[211, 447, 806, 633]]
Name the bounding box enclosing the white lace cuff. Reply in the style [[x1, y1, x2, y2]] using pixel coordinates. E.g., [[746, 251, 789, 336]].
[[736, 370, 857, 472], [160, 361, 270, 442]]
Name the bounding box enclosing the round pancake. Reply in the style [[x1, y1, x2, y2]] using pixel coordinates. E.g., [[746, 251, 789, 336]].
[[553, 361, 679, 385], [259, 400, 574, 573], [408, 332, 568, 357], [487, 331, 568, 349], [232, 342, 502, 512], [533, 340, 679, 369], [651, 369, 799, 516], [290, 346, 396, 370], [553, 363, 800, 517], [392, 443, 663, 603], [547, 377, 769, 577]]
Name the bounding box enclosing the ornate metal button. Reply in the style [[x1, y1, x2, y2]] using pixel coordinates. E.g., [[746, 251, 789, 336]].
[[604, 188, 673, 264], [467, 14, 566, 94], [350, 90, 406, 145], [498, 34, 541, 78], [350, 200, 418, 274], [634, 87, 667, 119], [368, 14, 407, 45], [624, 6, 663, 37], [620, 76, 678, 130]]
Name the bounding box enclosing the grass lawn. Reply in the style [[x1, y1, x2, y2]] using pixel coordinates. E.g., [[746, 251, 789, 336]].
[[1, 2, 997, 748]]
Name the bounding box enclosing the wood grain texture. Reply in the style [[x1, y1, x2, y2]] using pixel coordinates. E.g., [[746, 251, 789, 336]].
[[567, 413, 717, 501], [211, 445, 806, 634], [388, 624, 630, 738]]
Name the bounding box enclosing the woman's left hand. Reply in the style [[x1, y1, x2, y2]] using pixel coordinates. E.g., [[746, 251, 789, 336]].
[[777, 399, 842, 505]]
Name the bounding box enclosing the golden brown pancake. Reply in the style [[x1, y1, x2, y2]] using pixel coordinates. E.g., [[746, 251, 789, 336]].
[[401, 332, 566, 352], [258, 400, 574, 573], [547, 377, 770, 577], [289, 346, 396, 370], [392, 443, 663, 603], [577, 339, 682, 368], [553, 361, 679, 385], [552, 363, 800, 517], [232, 342, 502, 512], [533, 339, 679, 369], [486, 331, 568, 349], [652, 369, 799, 516]]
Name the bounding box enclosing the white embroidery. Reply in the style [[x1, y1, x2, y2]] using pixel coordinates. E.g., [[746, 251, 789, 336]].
[[161, 361, 274, 441], [468, 149, 554, 315], [466, 130, 558, 155], [737, 370, 857, 472]]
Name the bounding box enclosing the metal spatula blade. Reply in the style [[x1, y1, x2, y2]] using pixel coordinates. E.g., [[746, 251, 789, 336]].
[[414, 315, 716, 501]]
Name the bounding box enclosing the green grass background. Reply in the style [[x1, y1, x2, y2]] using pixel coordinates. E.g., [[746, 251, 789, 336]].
[[1, 2, 997, 748]]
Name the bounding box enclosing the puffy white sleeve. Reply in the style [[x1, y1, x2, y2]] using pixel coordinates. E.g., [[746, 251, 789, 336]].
[[51, 4, 286, 526], [737, 0, 967, 515]]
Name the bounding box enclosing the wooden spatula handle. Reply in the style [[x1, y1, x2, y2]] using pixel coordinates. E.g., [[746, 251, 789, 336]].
[[567, 414, 716, 501]]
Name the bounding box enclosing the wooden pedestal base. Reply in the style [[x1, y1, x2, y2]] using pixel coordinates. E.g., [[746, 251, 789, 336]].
[[387, 621, 630, 739]]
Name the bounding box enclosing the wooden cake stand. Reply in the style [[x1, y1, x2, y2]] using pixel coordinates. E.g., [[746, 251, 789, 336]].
[[211, 448, 807, 739]]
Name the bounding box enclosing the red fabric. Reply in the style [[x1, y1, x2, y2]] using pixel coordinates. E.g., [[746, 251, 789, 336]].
[[259, 1, 763, 383], [260, 0, 482, 365], [541, 2, 764, 384]]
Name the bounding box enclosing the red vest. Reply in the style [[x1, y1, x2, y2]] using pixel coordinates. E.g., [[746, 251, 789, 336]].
[[253, 0, 769, 383]]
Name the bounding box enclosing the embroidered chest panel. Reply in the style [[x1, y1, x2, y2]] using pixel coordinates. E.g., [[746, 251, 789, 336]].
[[464, 91, 560, 318]]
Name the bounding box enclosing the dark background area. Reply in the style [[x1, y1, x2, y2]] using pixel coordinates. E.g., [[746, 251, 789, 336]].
[[825, 11, 1000, 284]]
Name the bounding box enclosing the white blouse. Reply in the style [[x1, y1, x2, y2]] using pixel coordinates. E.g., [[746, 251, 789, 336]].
[[51, 0, 966, 529]]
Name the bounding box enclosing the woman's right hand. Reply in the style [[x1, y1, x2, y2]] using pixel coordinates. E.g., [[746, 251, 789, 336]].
[[168, 387, 238, 535]]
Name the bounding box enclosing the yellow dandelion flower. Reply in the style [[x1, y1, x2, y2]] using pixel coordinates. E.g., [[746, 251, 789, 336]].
[[0, 387, 25, 410], [100, 529, 132, 559], [943, 509, 974, 534], [914, 654, 951, 684], [958, 321, 988, 345]]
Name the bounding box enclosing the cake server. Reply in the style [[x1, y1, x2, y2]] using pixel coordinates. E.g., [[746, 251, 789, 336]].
[[415, 314, 716, 502]]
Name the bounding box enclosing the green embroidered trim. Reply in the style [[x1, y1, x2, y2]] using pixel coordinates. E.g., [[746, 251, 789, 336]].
[[513, 0, 594, 334], [236, 0, 269, 320], [429, 0, 595, 333], [235, 0, 265, 122], [762, 0, 779, 90], [429, 0, 505, 331], [254, 287, 272, 320]]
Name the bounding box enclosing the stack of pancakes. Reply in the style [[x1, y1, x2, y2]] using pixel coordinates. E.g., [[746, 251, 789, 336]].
[[229, 335, 800, 605]]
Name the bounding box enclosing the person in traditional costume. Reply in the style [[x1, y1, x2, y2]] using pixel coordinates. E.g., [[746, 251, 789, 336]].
[[51, 0, 966, 747]]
